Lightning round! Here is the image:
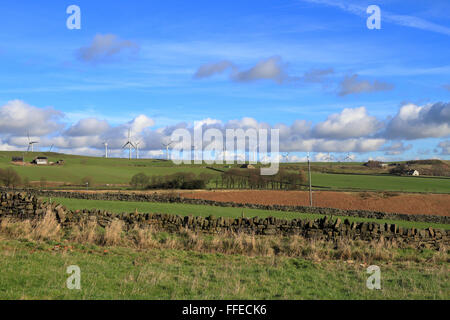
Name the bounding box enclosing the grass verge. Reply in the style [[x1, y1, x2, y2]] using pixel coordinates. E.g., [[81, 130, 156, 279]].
[[43, 197, 450, 230]]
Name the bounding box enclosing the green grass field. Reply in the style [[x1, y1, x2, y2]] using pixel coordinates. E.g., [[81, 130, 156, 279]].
[[1, 151, 449, 193], [0, 151, 215, 185], [0, 239, 447, 299], [311, 172, 450, 193], [44, 197, 450, 230]]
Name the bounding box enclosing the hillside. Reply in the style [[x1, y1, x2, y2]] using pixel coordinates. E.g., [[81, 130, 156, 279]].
[[0, 151, 449, 193]]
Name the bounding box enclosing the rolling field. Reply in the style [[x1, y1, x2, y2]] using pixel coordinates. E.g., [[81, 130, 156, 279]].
[[0, 239, 448, 299], [0, 151, 217, 185], [311, 172, 450, 193], [1, 151, 449, 193], [44, 197, 450, 230]]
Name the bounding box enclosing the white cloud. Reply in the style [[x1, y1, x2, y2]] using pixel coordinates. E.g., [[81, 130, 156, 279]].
[[65, 118, 110, 137], [1, 99, 449, 158], [384, 102, 450, 139], [0, 100, 63, 136], [280, 137, 386, 153], [313, 107, 382, 139], [128, 115, 155, 134]]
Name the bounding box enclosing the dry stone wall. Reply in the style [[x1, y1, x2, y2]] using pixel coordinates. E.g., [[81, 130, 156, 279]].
[[10, 188, 450, 224], [0, 192, 449, 249]]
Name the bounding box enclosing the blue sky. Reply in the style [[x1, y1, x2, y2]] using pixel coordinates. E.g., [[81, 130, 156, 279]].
[[0, 0, 449, 161]]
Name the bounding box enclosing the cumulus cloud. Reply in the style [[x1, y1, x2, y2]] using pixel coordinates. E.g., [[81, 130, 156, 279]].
[[128, 115, 155, 134], [338, 74, 394, 96], [65, 118, 110, 137], [436, 140, 450, 155], [384, 102, 450, 139], [193, 60, 235, 79], [1, 99, 449, 158], [313, 107, 382, 139], [0, 100, 63, 136], [77, 34, 139, 63]]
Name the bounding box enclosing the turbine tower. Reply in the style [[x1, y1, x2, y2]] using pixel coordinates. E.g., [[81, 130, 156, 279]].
[[27, 131, 39, 152], [122, 129, 135, 160], [103, 142, 109, 158], [135, 141, 141, 159], [162, 141, 173, 161]]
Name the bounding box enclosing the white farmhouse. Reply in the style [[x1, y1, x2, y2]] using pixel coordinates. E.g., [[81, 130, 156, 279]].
[[407, 169, 419, 176], [33, 157, 48, 165]]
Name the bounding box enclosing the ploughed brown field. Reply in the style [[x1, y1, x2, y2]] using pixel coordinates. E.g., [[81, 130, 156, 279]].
[[182, 190, 450, 216], [55, 189, 450, 216]]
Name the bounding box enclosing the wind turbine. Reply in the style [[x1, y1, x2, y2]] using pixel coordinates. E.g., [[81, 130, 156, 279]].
[[103, 142, 109, 158], [162, 141, 173, 161], [324, 153, 334, 162], [282, 152, 290, 163], [251, 145, 258, 164], [27, 131, 39, 152], [135, 140, 142, 159], [344, 152, 353, 162], [222, 144, 227, 162], [325, 153, 334, 167], [122, 129, 135, 160]]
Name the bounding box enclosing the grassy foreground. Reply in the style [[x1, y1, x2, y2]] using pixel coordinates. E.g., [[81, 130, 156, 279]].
[[0, 239, 448, 300], [45, 197, 450, 230]]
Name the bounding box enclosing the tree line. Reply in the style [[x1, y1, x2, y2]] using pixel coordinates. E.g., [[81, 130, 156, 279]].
[[130, 168, 306, 190]]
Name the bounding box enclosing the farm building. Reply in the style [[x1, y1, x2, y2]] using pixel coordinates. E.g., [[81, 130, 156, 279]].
[[11, 156, 24, 162], [407, 170, 420, 176], [32, 157, 48, 165]]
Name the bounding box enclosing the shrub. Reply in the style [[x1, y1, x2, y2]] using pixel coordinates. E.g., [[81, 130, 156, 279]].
[[181, 179, 206, 189], [130, 173, 150, 189], [389, 164, 407, 176], [0, 167, 22, 187]]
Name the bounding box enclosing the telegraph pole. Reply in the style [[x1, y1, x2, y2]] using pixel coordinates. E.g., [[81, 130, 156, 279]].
[[307, 152, 313, 207]]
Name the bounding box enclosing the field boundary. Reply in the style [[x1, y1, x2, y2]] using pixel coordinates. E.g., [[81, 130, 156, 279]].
[[1, 191, 448, 249], [5, 188, 449, 224]]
